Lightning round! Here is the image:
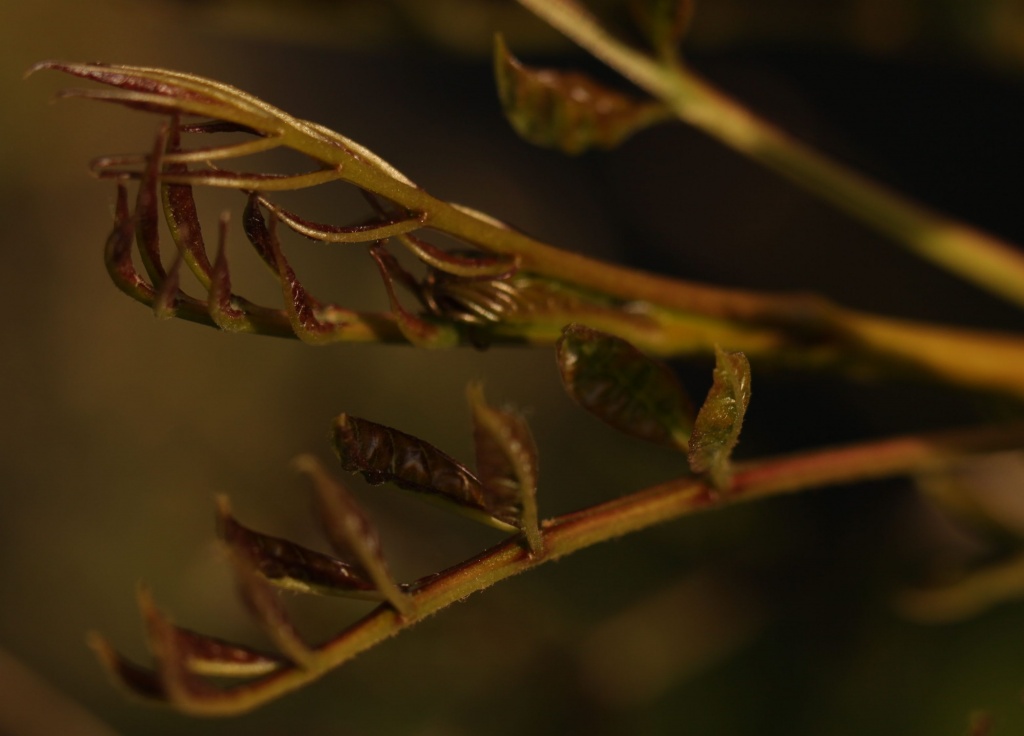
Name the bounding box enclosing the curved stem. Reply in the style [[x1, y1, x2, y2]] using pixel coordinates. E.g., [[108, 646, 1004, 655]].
[[162, 422, 1024, 715]]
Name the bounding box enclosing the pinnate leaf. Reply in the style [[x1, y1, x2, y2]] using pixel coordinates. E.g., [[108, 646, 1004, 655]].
[[688, 347, 751, 490], [556, 323, 693, 450], [494, 34, 669, 154]]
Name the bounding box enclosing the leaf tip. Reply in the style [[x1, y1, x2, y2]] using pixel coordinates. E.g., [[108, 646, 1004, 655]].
[[24, 59, 62, 79]]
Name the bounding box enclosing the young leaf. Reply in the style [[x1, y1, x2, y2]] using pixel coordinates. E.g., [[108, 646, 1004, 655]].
[[332, 413, 519, 532], [494, 34, 670, 154], [242, 198, 360, 345], [688, 346, 752, 490], [423, 271, 525, 327], [216, 495, 382, 600], [172, 627, 284, 678], [206, 213, 254, 331], [556, 323, 693, 450], [294, 454, 412, 616], [104, 180, 226, 329], [467, 382, 543, 553], [369, 244, 460, 348], [134, 126, 171, 287]]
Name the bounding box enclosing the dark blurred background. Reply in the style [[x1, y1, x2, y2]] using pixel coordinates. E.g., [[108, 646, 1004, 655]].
[[3, 1, 1024, 734]]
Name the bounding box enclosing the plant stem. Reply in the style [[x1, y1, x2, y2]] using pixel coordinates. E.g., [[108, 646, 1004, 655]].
[[174, 422, 1024, 715], [43, 63, 1024, 395], [286, 126, 1024, 398], [514, 0, 1024, 310], [260, 83, 1024, 398]]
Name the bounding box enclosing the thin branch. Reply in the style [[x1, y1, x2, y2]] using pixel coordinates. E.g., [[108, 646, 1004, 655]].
[[109, 422, 1024, 715], [514, 0, 1024, 310]]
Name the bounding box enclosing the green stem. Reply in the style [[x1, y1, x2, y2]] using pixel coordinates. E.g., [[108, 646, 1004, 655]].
[[514, 0, 1024, 310], [282, 126, 1024, 398], [47, 63, 1024, 395], [166, 422, 1024, 715]]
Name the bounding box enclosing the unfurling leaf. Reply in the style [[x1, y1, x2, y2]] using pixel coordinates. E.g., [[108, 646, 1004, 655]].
[[332, 413, 518, 532], [630, 0, 694, 59], [688, 346, 751, 490], [467, 382, 543, 553], [294, 454, 412, 615], [494, 34, 670, 154], [216, 495, 381, 599], [556, 323, 693, 450]]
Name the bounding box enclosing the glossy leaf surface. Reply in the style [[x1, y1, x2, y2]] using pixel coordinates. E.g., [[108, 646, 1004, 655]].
[[217, 496, 381, 599], [556, 323, 693, 450], [333, 414, 518, 531]]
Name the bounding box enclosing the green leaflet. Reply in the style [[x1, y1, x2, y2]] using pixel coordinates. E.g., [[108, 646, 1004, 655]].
[[494, 34, 670, 154], [556, 323, 693, 450], [688, 346, 752, 490]]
